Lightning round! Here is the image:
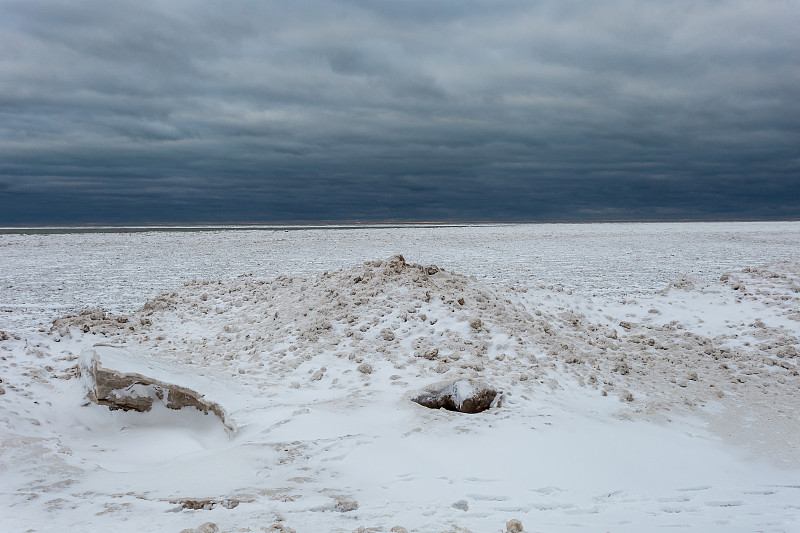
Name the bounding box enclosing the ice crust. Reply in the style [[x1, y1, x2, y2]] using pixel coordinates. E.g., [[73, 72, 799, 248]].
[[80, 345, 235, 431], [1, 230, 800, 532]]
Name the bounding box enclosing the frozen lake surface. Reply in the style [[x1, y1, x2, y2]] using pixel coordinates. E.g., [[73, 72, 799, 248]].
[[3, 221, 799, 331], [1, 222, 799, 533]]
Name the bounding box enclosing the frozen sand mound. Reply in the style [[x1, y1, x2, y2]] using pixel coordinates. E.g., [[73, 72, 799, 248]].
[[59, 254, 548, 415], [2, 256, 800, 532], [59, 255, 799, 434]]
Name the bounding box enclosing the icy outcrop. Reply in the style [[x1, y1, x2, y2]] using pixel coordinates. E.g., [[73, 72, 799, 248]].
[[79, 345, 234, 431], [506, 519, 524, 532], [412, 379, 500, 413]]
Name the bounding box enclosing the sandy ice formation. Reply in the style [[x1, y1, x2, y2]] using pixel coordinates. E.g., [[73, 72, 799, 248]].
[[411, 380, 499, 414], [80, 344, 234, 431], [1, 252, 799, 532]]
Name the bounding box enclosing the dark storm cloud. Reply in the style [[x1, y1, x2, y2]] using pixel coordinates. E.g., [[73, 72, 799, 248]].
[[1, 0, 798, 224]]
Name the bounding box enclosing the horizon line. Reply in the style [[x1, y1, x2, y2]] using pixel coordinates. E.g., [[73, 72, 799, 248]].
[[2, 217, 800, 234]]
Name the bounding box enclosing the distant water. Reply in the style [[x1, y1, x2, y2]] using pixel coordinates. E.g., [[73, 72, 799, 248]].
[[0, 223, 475, 235], [2, 221, 799, 331]]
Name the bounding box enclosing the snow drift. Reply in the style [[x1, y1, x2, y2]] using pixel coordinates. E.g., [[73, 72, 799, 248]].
[[1, 253, 799, 533]]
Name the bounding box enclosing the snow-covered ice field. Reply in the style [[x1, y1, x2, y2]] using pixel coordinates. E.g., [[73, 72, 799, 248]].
[[1, 222, 799, 532]]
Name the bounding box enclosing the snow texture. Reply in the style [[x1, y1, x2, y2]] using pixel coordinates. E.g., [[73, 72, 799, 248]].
[[1, 223, 800, 532]]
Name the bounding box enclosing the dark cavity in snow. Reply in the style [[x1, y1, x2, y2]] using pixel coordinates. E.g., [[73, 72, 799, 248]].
[[412, 380, 499, 414]]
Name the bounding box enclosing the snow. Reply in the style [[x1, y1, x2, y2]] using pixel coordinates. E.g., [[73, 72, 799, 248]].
[[1, 223, 799, 532]]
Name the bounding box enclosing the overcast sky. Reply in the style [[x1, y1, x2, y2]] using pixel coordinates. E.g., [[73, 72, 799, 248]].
[[1, 0, 798, 224]]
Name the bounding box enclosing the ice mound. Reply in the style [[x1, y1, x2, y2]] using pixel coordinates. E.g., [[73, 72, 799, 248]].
[[49, 256, 800, 476], [53, 256, 800, 427], [55, 254, 549, 392], [4, 255, 800, 532]]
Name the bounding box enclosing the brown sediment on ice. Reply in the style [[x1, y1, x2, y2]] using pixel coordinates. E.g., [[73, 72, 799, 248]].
[[412, 379, 500, 414], [79, 345, 234, 432], [61, 256, 800, 465]]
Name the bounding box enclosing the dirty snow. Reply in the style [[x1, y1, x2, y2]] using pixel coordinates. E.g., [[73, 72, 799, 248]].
[[1, 223, 799, 532]]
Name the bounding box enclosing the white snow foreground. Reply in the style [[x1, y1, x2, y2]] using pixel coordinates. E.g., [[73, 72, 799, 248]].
[[1, 255, 799, 533]]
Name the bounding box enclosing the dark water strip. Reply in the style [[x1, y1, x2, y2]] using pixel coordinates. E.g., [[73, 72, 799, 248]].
[[0, 223, 489, 235]]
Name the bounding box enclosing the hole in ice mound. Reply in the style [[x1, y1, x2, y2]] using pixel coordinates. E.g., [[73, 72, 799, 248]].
[[411, 379, 500, 414]]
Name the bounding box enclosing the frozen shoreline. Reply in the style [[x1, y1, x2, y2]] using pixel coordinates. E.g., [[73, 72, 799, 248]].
[[2, 221, 800, 332], [1, 225, 799, 532]]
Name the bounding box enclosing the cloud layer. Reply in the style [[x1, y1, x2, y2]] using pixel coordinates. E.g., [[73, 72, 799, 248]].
[[1, 0, 798, 223]]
